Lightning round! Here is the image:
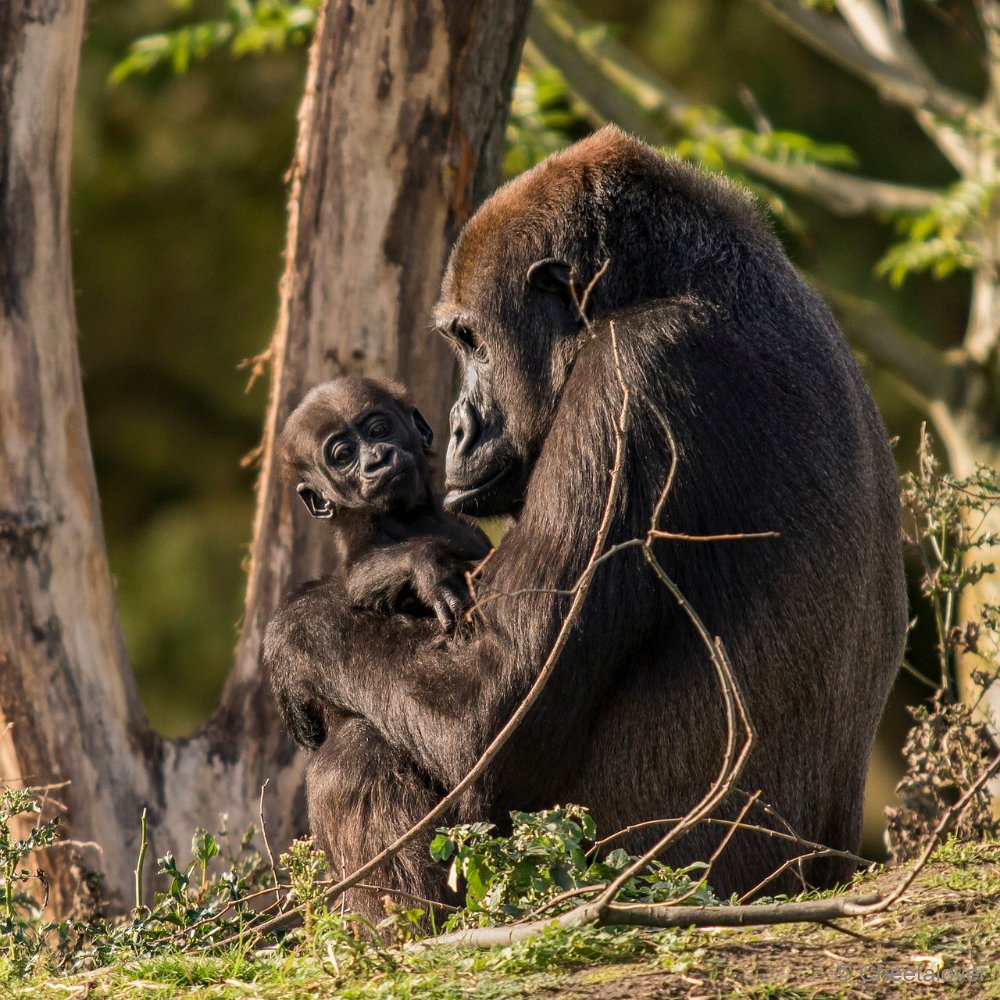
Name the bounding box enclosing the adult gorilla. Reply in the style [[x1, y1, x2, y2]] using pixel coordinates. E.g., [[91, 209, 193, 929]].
[[265, 126, 907, 909]]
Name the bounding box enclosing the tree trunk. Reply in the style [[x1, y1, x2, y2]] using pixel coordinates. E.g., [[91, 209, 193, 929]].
[[229, 0, 531, 695], [0, 0, 529, 918]]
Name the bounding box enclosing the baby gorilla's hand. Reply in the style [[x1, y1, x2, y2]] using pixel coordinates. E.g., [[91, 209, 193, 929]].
[[347, 537, 475, 631]]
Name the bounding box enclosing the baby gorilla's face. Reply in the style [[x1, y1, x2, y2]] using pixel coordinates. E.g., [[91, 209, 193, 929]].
[[282, 377, 434, 520], [320, 405, 422, 511]]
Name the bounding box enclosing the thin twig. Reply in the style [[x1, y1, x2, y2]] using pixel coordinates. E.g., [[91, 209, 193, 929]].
[[649, 529, 780, 542], [737, 849, 848, 904], [850, 749, 1000, 915], [591, 815, 867, 867], [354, 883, 461, 913], [134, 807, 148, 911], [258, 781, 281, 909], [212, 315, 632, 950]]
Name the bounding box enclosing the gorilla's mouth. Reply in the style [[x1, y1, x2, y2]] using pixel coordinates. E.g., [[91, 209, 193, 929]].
[[443, 463, 514, 512]]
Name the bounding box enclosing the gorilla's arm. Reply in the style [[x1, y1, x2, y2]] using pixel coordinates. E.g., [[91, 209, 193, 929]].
[[263, 585, 514, 783], [263, 321, 670, 793]]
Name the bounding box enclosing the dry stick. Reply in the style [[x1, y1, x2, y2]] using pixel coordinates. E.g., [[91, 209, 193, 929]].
[[737, 849, 852, 905], [610, 790, 764, 916], [133, 807, 148, 911], [468, 530, 780, 615], [849, 748, 1000, 916], [422, 893, 883, 949], [649, 530, 780, 543], [590, 815, 867, 868], [353, 883, 461, 913], [707, 790, 761, 878], [258, 780, 281, 910], [572, 257, 611, 322], [463, 546, 498, 625], [210, 320, 636, 950], [0, 779, 72, 794]]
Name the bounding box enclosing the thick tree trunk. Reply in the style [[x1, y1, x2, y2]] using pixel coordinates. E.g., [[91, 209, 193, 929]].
[[0, 0, 149, 917], [0, 0, 529, 917], [229, 0, 531, 688]]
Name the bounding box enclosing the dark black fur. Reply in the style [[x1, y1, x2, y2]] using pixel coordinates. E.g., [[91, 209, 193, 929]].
[[267, 376, 490, 917], [264, 128, 907, 914]]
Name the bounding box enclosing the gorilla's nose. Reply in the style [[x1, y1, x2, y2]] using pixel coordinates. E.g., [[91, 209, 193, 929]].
[[449, 399, 481, 460], [363, 443, 394, 476]]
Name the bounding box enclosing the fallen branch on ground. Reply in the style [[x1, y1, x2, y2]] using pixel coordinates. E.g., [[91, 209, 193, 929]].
[[417, 894, 882, 949]]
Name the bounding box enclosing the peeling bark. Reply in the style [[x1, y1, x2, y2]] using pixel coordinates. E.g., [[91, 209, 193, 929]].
[[230, 0, 530, 688], [0, 0, 530, 916]]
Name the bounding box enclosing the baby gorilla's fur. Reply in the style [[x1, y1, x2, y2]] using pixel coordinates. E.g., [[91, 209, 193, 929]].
[[268, 375, 490, 921]]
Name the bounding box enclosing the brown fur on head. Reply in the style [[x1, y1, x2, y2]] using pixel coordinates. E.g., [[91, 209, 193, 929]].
[[433, 125, 769, 517], [279, 376, 435, 519]]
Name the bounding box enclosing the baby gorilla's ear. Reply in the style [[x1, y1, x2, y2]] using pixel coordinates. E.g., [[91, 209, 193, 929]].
[[409, 406, 434, 453], [296, 483, 335, 519]]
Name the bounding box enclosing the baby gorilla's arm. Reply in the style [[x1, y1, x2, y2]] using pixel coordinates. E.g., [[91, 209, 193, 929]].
[[346, 537, 475, 630]]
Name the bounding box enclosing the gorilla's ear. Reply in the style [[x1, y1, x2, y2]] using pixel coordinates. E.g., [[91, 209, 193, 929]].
[[526, 258, 575, 300], [409, 406, 434, 453], [296, 484, 335, 519]]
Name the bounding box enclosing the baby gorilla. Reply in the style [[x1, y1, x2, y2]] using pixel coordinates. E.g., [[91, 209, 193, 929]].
[[283, 376, 490, 629], [267, 375, 491, 921]]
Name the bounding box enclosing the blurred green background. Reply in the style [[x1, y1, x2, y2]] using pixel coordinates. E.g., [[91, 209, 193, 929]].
[[74, 0, 976, 845]]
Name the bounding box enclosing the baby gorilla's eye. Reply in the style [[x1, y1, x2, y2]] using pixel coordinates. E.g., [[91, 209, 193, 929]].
[[368, 418, 392, 439], [326, 440, 355, 467]]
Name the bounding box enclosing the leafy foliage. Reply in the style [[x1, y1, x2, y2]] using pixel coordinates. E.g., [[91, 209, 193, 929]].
[[878, 180, 997, 286], [675, 107, 857, 173], [673, 107, 858, 232], [430, 805, 716, 928], [887, 434, 1000, 861], [0, 804, 281, 982], [504, 67, 591, 177], [0, 799, 716, 985], [0, 787, 62, 976], [111, 0, 321, 82]]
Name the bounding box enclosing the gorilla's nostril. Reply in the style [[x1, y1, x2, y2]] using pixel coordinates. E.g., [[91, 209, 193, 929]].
[[450, 400, 481, 459]]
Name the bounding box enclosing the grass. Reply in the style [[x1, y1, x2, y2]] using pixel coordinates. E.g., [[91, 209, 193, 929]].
[[5, 839, 998, 999]]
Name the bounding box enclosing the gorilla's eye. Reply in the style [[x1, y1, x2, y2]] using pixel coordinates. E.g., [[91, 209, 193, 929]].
[[458, 327, 490, 363], [452, 322, 482, 353], [326, 440, 355, 467], [368, 418, 391, 439]]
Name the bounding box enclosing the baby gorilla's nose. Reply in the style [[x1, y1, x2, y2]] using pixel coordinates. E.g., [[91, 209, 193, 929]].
[[362, 443, 395, 477]]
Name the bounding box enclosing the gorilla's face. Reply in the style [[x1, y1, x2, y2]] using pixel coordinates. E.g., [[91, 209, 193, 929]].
[[281, 377, 435, 520], [434, 256, 585, 518]]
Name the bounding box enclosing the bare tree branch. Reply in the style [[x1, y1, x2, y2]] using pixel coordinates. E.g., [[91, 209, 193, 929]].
[[529, 0, 939, 217], [833, 0, 976, 172], [213, 310, 633, 949], [835, 0, 926, 69], [420, 894, 881, 949], [754, 0, 973, 122], [815, 282, 966, 405], [592, 814, 867, 868]]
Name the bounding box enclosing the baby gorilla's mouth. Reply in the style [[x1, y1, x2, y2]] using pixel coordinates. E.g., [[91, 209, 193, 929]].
[[362, 464, 411, 502]]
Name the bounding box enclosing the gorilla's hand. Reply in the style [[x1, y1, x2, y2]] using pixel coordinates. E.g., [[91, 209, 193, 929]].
[[347, 537, 473, 631]]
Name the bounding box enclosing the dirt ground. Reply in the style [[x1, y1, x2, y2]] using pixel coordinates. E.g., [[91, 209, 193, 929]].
[[544, 842, 1000, 999]]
